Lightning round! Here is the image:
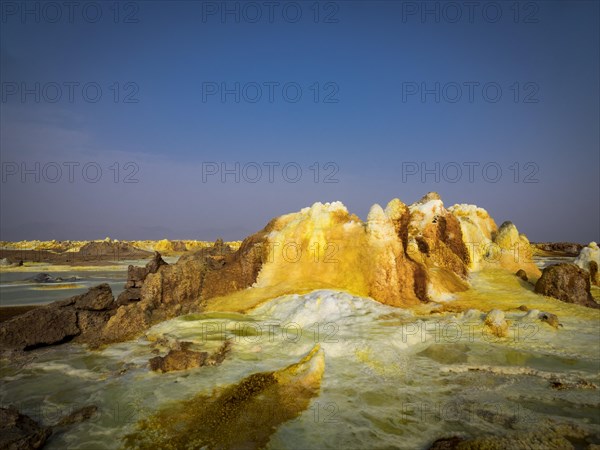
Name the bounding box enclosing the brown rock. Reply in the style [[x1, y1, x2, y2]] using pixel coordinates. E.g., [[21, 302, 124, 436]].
[[116, 288, 142, 306], [99, 303, 153, 345], [0, 284, 117, 351], [0, 307, 79, 350], [149, 348, 208, 372], [115, 252, 168, 310], [532, 242, 584, 256], [538, 312, 561, 329], [75, 310, 114, 340], [127, 265, 148, 283], [198, 235, 264, 300], [534, 263, 599, 308], [149, 341, 232, 373], [73, 283, 115, 311], [126, 252, 166, 283], [515, 269, 528, 282], [146, 251, 168, 272], [0, 406, 52, 450]]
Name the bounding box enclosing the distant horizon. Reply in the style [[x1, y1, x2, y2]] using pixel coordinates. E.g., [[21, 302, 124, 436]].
[[1, 194, 597, 245]]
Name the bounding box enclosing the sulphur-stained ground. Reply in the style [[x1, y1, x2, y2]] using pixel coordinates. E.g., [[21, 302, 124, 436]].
[[1, 262, 598, 449]]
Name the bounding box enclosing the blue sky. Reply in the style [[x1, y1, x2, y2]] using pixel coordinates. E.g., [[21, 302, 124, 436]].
[[1, 1, 598, 242]]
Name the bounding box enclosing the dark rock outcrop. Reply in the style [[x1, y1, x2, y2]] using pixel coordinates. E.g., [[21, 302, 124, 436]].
[[149, 341, 231, 373], [0, 404, 98, 449], [27, 273, 77, 283], [101, 237, 266, 345], [532, 242, 584, 256], [116, 252, 166, 305], [0, 284, 117, 351], [534, 263, 599, 309], [0, 406, 52, 450], [515, 269, 528, 282], [0, 307, 79, 350], [57, 283, 115, 311]]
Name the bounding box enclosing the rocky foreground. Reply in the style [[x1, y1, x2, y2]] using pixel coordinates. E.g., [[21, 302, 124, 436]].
[[1, 192, 598, 353]]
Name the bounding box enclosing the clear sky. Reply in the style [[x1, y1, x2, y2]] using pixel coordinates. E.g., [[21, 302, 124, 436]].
[[1, 1, 598, 243]]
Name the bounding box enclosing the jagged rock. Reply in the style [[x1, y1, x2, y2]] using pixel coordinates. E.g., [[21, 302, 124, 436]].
[[76, 310, 114, 340], [126, 251, 167, 285], [199, 238, 262, 299], [535, 263, 599, 309], [100, 302, 154, 346], [0, 406, 52, 449], [408, 194, 470, 274], [100, 241, 249, 345], [149, 342, 208, 372], [117, 252, 167, 305], [149, 341, 231, 373], [0, 307, 79, 350], [72, 283, 115, 311], [515, 269, 528, 282], [116, 287, 142, 306], [127, 266, 148, 285], [484, 309, 508, 337], [0, 284, 116, 351], [146, 251, 167, 272]]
